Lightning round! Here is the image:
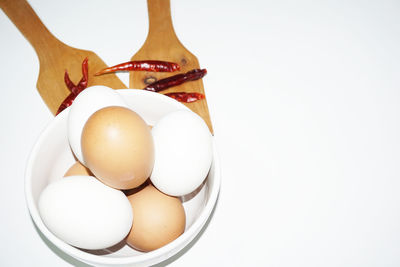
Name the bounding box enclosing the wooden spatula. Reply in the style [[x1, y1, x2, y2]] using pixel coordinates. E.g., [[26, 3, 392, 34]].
[[130, 0, 213, 133], [0, 0, 127, 115]]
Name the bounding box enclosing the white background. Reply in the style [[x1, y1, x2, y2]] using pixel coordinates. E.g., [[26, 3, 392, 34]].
[[1, 0, 400, 266]]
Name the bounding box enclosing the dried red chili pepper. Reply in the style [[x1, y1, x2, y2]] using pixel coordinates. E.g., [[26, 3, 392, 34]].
[[95, 60, 180, 75], [165, 92, 205, 103], [76, 57, 89, 91], [144, 69, 207, 92], [56, 92, 76, 115], [56, 58, 89, 115], [63, 57, 89, 95], [64, 70, 77, 93]]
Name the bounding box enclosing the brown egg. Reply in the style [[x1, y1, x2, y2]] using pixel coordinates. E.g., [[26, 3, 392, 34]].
[[64, 161, 93, 177], [81, 106, 154, 189], [126, 185, 186, 252]]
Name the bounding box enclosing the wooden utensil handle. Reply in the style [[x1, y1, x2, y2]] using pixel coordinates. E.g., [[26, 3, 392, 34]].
[[0, 0, 61, 54], [146, 0, 178, 42]]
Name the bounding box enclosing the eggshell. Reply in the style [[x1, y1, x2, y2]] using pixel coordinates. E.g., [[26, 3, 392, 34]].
[[64, 161, 92, 177], [150, 110, 213, 196], [38, 176, 133, 250], [126, 185, 185, 252], [68, 85, 128, 164], [81, 106, 154, 190]]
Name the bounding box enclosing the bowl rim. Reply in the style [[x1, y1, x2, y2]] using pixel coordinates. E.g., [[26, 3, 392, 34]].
[[25, 89, 221, 265]]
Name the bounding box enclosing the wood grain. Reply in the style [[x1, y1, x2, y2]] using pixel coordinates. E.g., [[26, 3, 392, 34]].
[[0, 0, 127, 115], [130, 0, 213, 133]]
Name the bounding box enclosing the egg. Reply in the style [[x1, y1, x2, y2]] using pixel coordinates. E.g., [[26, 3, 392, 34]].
[[68, 85, 128, 164], [150, 110, 213, 196], [38, 176, 133, 250], [64, 161, 92, 177], [126, 185, 185, 252], [81, 106, 154, 190]]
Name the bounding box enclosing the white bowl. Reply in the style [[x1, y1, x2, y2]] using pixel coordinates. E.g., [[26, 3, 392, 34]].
[[25, 89, 220, 267]]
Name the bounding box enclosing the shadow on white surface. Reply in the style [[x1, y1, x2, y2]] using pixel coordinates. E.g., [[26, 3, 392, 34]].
[[30, 192, 220, 267], [32, 218, 92, 267]]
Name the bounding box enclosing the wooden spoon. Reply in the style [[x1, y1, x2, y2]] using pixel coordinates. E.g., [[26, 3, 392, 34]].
[[130, 0, 213, 133], [0, 0, 127, 115]]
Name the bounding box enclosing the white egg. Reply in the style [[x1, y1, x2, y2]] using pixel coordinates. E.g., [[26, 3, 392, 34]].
[[68, 85, 127, 164], [38, 176, 133, 250], [150, 110, 213, 196]]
